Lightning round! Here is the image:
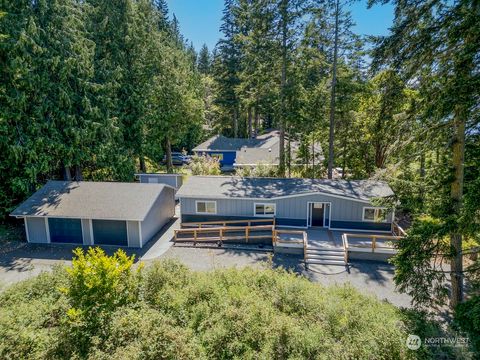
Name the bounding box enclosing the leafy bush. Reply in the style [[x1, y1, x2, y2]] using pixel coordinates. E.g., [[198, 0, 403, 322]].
[[186, 154, 221, 175], [235, 162, 278, 177], [1, 250, 467, 359]]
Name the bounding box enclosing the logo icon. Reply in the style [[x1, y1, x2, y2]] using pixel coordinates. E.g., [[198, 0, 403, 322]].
[[406, 334, 421, 350]]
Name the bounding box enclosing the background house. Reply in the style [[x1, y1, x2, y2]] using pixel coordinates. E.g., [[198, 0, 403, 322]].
[[176, 176, 395, 231], [10, 181, 175, 248], [193, 130, 323, 171]]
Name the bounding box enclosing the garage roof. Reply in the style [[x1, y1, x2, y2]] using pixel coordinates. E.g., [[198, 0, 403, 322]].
[[176, 176, 394, 202], [10, 181, 172, 221]]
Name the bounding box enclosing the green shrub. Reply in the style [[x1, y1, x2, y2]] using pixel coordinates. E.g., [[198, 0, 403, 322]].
[[2, 252, 467, 359], [456, 295, 480, 353], [59, 247, 141, 357], [236, 162, 278, 177], [186, 154, 221, 175]]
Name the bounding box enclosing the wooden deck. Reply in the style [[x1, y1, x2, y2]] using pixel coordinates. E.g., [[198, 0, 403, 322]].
[[174, 219, 406, 263]]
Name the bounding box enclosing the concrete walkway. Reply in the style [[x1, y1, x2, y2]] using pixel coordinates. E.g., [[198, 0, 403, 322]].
[[140, 217, 179, 260]]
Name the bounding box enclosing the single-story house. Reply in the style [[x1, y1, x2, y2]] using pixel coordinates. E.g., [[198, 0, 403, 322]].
[[192, 131, 281, 169], [136, 173, 183, 191], [10, 181, 175, 248], [192, 130, 323, 170], [176, 176, 395, 232]]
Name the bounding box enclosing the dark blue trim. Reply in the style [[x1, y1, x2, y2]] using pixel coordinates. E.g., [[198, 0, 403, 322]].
[[182, 215, 391, 231], [181, 214, 306, 227], [194, 151, 236, 166], [330, 220, 391, 231], [276, 218, 307, 227]]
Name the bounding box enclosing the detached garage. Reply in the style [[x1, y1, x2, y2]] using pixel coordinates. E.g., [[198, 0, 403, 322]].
[[10, 181, 175, 248]]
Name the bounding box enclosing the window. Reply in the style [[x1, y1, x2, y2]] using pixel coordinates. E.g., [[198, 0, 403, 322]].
[[254, 203, 276, 217], [363, 207, 388, 223], [196, 201, 217, 214]]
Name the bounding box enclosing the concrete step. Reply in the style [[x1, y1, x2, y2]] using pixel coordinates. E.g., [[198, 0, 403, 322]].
[[305, 258, 345, 266], [305, 254, 344, 260], [306, 248, 344, 254], [306, 246, 343, 252]]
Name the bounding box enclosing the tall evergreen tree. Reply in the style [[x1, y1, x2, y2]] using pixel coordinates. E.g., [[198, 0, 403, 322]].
[[212, 0, 242, 137], [197, 43, 211, 74], [371, 0, 480, 308]]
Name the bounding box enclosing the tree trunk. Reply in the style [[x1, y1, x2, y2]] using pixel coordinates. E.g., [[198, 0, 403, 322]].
[[449, 105, 466, 308], [254, 105, 259, 137], [247, 107, 253, 138], [234, 107, 238, 138], [287, 131, 291, 177], [419, 152, 426, 205], [139, 156, 146, 173], [327, 0, 340, 179], [165, 137, 173, 173], [74, 165, 83, 181], [278, 0, 288, 177], [63, 165, 72, 181], [311, 137, 315, 179]]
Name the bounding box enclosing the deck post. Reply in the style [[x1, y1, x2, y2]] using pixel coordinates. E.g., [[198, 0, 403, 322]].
[[246, 227, 249, 243], [194, 229, 197, 246], [372, 236, 376, 252]]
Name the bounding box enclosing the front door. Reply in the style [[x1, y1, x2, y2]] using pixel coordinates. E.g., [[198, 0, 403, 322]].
[[311, 203, 324, 227]]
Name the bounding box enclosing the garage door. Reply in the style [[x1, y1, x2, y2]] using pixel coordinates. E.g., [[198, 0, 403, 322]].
[[48, 218, 83, 244], [92, 220, 128, 246]]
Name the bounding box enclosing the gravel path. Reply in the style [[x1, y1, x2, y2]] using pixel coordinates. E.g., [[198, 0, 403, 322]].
[[0, 240, 411, 308]]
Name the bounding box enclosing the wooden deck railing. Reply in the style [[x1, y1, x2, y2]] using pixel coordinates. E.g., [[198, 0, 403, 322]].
[[391, 221, 407, 237], [342, 233, 402, 253], [342, 233, 349, 263], [174, 224, 274, 245], [273, 229, 308, 259], [181, 218, 275, 228]]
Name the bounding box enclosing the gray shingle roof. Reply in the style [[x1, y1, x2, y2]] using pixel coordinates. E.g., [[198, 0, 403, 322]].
[[10, 181, 171, 221], [192, 135, 267, 152], [192, 130, 283, 152], [234, 147, 280, 166], [176, 176, 394, 202]]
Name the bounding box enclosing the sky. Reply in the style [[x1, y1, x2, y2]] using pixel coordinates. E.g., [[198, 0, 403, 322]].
[[166, 0, 394, 51]]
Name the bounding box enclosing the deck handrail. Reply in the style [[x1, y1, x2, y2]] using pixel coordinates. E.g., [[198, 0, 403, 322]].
[[272, 229, 308, 262], [391, 221, 407, 237], [175, 224, 274, 245], [272, 229, 306, 244], [343, 233, 401, 253], [342, 234, 349, 263]]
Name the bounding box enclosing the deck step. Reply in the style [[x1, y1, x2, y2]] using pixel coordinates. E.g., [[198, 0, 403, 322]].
[[306, 248, 343, 254], [305, 245, 347, 266], [306, 246, 342, 252], [305, 259, 345, 266], [305, 254, 344, 260]]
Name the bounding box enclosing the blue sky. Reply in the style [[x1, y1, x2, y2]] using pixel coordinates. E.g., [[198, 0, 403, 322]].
[[166, 0, 394, 51]]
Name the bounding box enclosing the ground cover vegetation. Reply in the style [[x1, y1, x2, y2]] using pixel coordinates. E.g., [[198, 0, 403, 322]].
[[0, 248, 467, 359]]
